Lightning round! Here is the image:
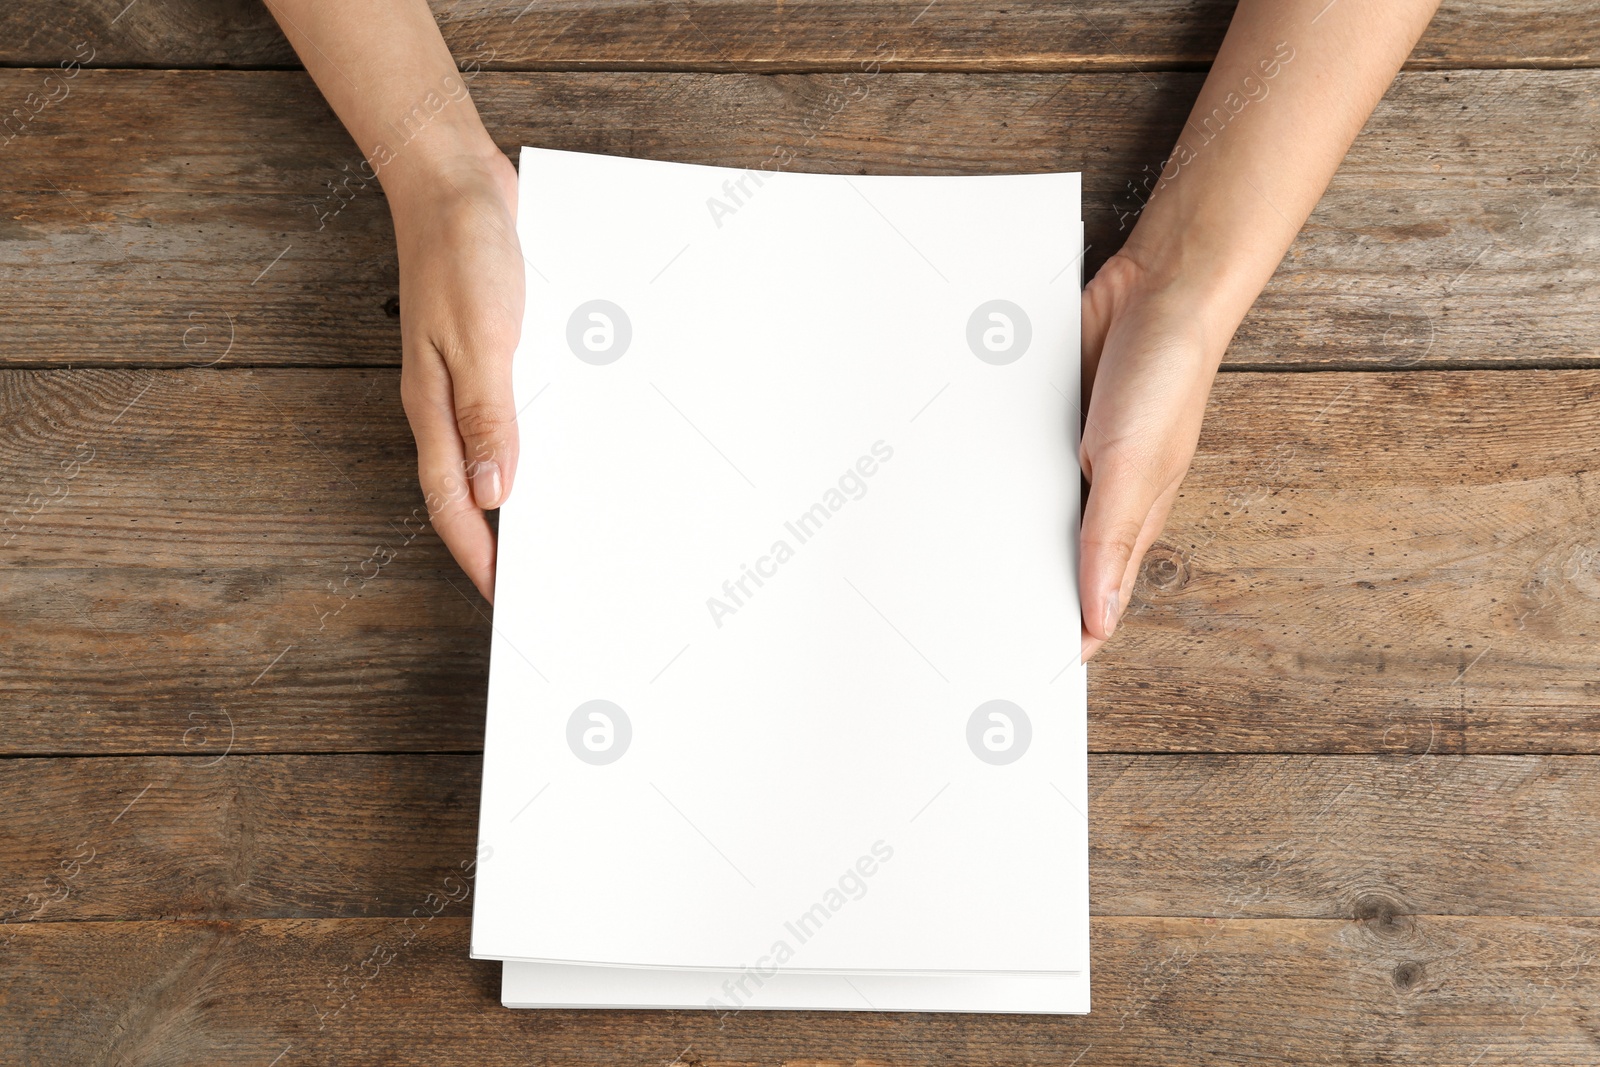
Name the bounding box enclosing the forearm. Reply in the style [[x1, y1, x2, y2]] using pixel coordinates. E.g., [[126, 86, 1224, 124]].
[[263, 0, 522, 600], [261, 0, 503, 210], [1121, 0, 1441, 353]]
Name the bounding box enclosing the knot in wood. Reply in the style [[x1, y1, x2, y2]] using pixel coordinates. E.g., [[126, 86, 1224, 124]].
[[1392, 960, 1426, 991], [1352, 891, 1412, 936], [1140, 543, 1189, 595]]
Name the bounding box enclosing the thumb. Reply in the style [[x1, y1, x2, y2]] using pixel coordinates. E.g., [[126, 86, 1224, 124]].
[[1079, 445, 1168, 642], [450, 351, 520, 511]]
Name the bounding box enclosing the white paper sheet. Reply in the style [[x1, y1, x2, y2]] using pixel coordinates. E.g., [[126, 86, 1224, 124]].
[[472, 147, 1087, 1010], [500, 959, 1089, 1013]]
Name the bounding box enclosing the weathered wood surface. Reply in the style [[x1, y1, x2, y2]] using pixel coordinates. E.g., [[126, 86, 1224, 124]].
[[7, 0, 1599, 71], [3, 753, 1599, 922], [3, 367, 1599, 755], [4, 916, 1598, 1064], [3, 4, 1593, 1061], [2, 69, 1595, 369]]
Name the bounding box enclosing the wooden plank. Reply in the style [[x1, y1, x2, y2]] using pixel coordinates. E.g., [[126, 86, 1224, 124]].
[[4, 367, 1600, 754], [3, 753, 1599, 923], [3, 916, 1598, 1063], [0, 367, 490, 754], [5, 0, 1597, 71], [0, 756, 480, 926], [0, 567, 490, 754], [1104, 366, 1600, 753], [1, 69, 1595, 369]]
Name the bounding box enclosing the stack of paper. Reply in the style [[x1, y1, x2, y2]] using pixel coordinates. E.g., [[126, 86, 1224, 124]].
[[472, 147, 1089, 1013]]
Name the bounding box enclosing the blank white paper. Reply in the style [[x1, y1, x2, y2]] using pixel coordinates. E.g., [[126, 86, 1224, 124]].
[[500, 958, 1089, 1013], [472, 147, 1088, 1009]]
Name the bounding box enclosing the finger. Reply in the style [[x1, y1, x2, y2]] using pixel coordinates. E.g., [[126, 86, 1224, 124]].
[[1081, 279, 1116, 393], [402, 346, 498, 602], [447, 322, 521, 512], [1080, 255, 1139, 401], [1080, 624, 1104, 664], [1079, 447, 1170, 642], [1083, 478, 1182, 661], [1120, 478, 1182, 604], [1081, 476, 1184, 659]]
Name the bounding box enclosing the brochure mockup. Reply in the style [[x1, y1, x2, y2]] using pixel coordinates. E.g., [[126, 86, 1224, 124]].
[[472, 146, 1089, 1013]]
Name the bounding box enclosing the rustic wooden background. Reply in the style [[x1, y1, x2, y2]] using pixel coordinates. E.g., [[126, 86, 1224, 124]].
[[3, 1, 1599, 1063]]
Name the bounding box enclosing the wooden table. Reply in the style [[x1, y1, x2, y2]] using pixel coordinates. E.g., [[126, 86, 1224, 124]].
[[3, 2, 1598, 1062]]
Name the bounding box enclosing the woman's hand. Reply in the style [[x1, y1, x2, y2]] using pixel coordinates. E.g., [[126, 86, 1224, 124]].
[[390, 151, 524, 602], [259, 0, 528, 598], [1078, 251, 1228, 661]]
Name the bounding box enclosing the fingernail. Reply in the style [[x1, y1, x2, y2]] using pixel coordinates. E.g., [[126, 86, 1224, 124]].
[[472, 460, 502, 509], [1101, 592, 1121, 639]]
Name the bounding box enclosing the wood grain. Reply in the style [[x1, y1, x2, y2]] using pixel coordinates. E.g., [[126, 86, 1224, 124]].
[[1, 69, 1595, 369], [3, 368, 1600, 755], [2, 753, 1599, 923], [3, 916, 1598, 1064], [1109, 366, 1600, 753], [0, 368, 491, 754], [6, 0, 1598, 71], [2, 6, 1591, 1060]]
